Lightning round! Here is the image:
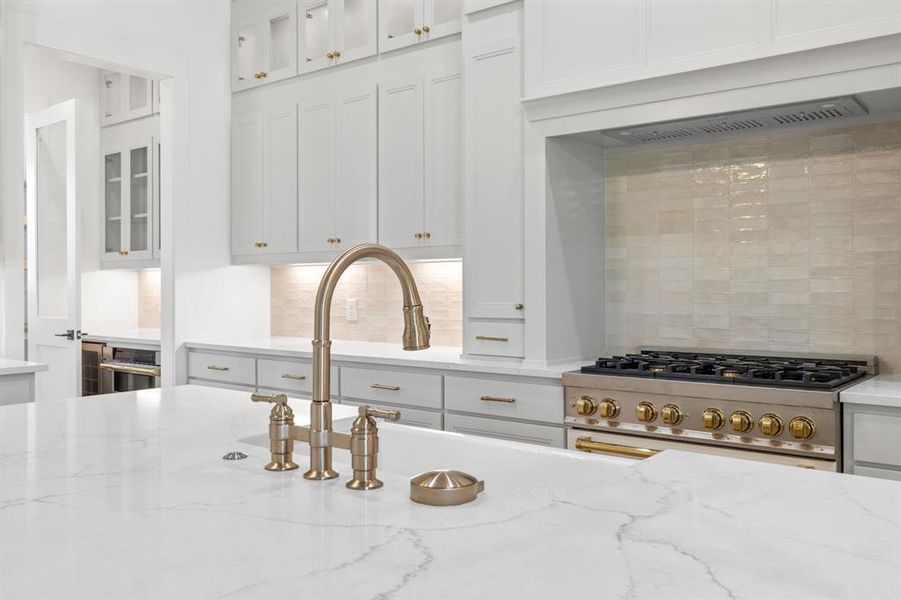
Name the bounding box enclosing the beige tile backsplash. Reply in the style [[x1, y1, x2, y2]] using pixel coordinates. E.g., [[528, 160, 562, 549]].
[[138, 269, 161, 329], [605, 121, 901, 373], [271, 260, 463, 347]]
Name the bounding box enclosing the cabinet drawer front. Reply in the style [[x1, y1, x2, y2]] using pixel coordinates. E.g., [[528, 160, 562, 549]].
[[852, 464, 901, 482], [852, 412, 901, 467], [188, 352, 255, 385], [466, 321, 524, 357], [342, 399, 443, 430], [257, 359, 339, 394], [187, 379, 256, 394], [445, 376, 562, 423], [444, 414, 564, 448], [340, 367, 442, 409]]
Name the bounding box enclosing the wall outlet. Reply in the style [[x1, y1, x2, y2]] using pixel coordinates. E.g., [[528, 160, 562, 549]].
[[346, 298, 358, 322]]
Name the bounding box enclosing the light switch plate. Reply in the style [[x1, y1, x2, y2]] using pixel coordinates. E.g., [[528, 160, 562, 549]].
[[346, 298, 358, 322]]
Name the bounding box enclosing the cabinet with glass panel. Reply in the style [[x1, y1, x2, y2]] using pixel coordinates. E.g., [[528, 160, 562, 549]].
[[379, 0, 462, 53], [232, 1, 298, 91], [102, 139, 157, 267], [100, 71, 154, 126], [299, 0, 378, 73]]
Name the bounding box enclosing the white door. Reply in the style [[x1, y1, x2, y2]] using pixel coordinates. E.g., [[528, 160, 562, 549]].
[[25, 100, 81, 401], [262, 106, 298, 254], [231, 112, 264, 255], [423, 69, 462, 247], [298, 97, 336, 252], [335, 84, 377, 250], [378, 76, 424, 248]]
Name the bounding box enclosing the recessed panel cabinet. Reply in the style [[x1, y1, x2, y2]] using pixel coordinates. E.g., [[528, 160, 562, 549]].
[[379, 68, 462, 251], [100, 71, 153, 126], [379, 0, 462, 53], [102, 139, 155, 265], [231, 108, 299, 256], [299, 0, 378, 73], [232, 2, 298, 91], [298, 85, 378, 253]]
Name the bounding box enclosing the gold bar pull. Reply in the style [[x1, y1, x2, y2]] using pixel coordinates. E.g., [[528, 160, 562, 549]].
[[206, 365, 229, 371], [281, 374, 307, 381], [370, 383, 400, 391], [574, 437, 659, 460], [480, 396, 515, 403], [475, 335, 509, 342]]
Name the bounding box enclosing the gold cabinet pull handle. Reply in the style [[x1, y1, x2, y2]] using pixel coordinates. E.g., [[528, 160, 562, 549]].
[[475, 335, 509, 342], [480, 396, 515, 404], [206, 365, 229, 371], [281, 374, 306, 381], [370, 383, 400, 391], [574, 437, 659, 460], [99, 363, 161, 377]]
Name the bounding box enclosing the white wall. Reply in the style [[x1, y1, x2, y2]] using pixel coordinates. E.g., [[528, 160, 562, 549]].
[[1, 1, 270, 384]]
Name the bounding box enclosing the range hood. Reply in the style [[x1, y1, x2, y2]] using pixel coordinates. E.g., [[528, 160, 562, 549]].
[[602, 96, 870, 146]]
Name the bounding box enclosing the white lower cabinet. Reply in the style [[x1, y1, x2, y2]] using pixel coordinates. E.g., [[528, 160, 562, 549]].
[[444, 413, 564, 448], [340, 366, 443, 409], [0, 375, 34, 406], [844, 404, 901, 480], [445, 375, 562, 422], [188, 352, 256, 386]]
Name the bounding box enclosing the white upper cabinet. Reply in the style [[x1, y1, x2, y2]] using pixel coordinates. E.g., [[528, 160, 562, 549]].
[[299, 0, 378, 73], [102, 139, 155, 265], [379, 0, 462, 53], [232, 2, 298, 91], [379, 67, 462, 252], [298, 84, 377, 253], [524, 0, 901, 99], [100, 71, 153, 126], [231, 108, 299, 256]]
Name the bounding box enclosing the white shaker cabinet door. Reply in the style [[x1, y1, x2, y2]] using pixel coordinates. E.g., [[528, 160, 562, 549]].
[[262, 106, 298, 254], [423, 68, 462, 248], [464, 36, 524, 320], [230, 112, 264, 256], [335, 84, 378, 250], [298, 97, 337, 252], [378, 77, 425, 249]]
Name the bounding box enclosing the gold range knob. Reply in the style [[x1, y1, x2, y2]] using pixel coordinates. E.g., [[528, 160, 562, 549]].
[[758, 414, 783, 437], [789, 416, 815, 440], [730, 411, 753, 433], [598, 398, 620, 419], [660, 404, 684, 426], [636, 402, 656, 423], [702, 408, 724, 430], [575, 395, 597, 416]]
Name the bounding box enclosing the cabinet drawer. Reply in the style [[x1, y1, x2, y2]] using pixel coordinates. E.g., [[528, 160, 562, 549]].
[[188, 352, 255, 385], [445, 376, 563, 423], [342, 399, 443, 430], [851, 464, 901, 482], [466, 321, 524, 357], [852, 411, 901, 467], [340, 367, 442, 409], [257, 358, 338, 396], [0, 375, 32, 406], [188, 379, 256, 394], [444, 414, 564, 448]]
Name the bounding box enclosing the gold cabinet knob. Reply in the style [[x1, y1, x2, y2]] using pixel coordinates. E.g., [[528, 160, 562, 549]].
[[423, 232, 431, 239], [422, 25, 431, 32], [326, 51, 335, 59], [598, 398, 620, 419], [660, 404, 684, 426], [260, 71, 267, 78], [636, 402, 656, 423], [702, 408, 724, 430], [758, 414, 783, 437], [789, 416, 814, 440], [730, 411, 753, 433], [333, 50, 341, 58], [414, 27, 422, 35], [334, 238, 341, 244], [514, 303, 524, 310], [253, 72, 260, 79], [414, 232, 423, 239], [575, 395, 597, 417], [326, 238, 335, 244]]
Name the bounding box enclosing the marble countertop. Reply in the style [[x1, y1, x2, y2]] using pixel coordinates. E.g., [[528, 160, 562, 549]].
[[1, 385, 898, 599], [0, 357, 48, 376], [82, 328, 161, 346], [185, 336, 583, 379], [841, 374, 901, 408]]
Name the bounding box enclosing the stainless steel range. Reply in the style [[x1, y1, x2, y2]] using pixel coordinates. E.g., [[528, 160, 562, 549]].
[[564, 348, 877, 471]]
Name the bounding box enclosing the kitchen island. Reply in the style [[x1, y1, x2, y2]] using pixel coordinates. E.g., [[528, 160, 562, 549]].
[[0, 385, 898, 599], [0, 357, 47, 405]]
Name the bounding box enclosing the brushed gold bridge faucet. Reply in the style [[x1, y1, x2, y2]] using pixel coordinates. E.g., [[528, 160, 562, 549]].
[[252, 243, 431, 490]]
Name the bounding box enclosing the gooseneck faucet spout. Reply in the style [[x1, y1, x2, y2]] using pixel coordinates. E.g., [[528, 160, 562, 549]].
[[306, 243, 430, 480]]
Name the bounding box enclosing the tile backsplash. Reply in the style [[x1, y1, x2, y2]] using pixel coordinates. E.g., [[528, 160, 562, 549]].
[[605, 121, 901, 373], [138, 269, 161, 329], [271, 260, 462, 347]]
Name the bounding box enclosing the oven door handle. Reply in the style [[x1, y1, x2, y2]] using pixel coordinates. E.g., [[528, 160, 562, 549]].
[[99, 363, 161, 378], [574, 437, 660, 460]]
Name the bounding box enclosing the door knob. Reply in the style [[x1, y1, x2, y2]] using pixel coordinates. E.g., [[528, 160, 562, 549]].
[[54, 330, 75, 340]]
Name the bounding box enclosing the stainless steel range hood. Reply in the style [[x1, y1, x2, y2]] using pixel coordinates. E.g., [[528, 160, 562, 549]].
[[603, 96, 870, 146]]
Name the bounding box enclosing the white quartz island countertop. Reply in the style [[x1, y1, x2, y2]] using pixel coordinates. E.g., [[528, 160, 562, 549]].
[[1, 386, 899, 600], [0, 357, 48, 375]]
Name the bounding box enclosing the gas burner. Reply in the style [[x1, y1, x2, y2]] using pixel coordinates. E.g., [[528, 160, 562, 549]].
[[581, 349, 869, 389]]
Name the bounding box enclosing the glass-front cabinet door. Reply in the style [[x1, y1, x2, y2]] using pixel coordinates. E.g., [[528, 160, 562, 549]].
[[102, 138, 154, 264], [299, 0, 377, 74], [335, 0, 378, 64], [426, 0, 463, 40], [300, 0, 332, 72], [380, 0, 423, 53], [232, 3, 298, 89], [233, 18, 263, 90]]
